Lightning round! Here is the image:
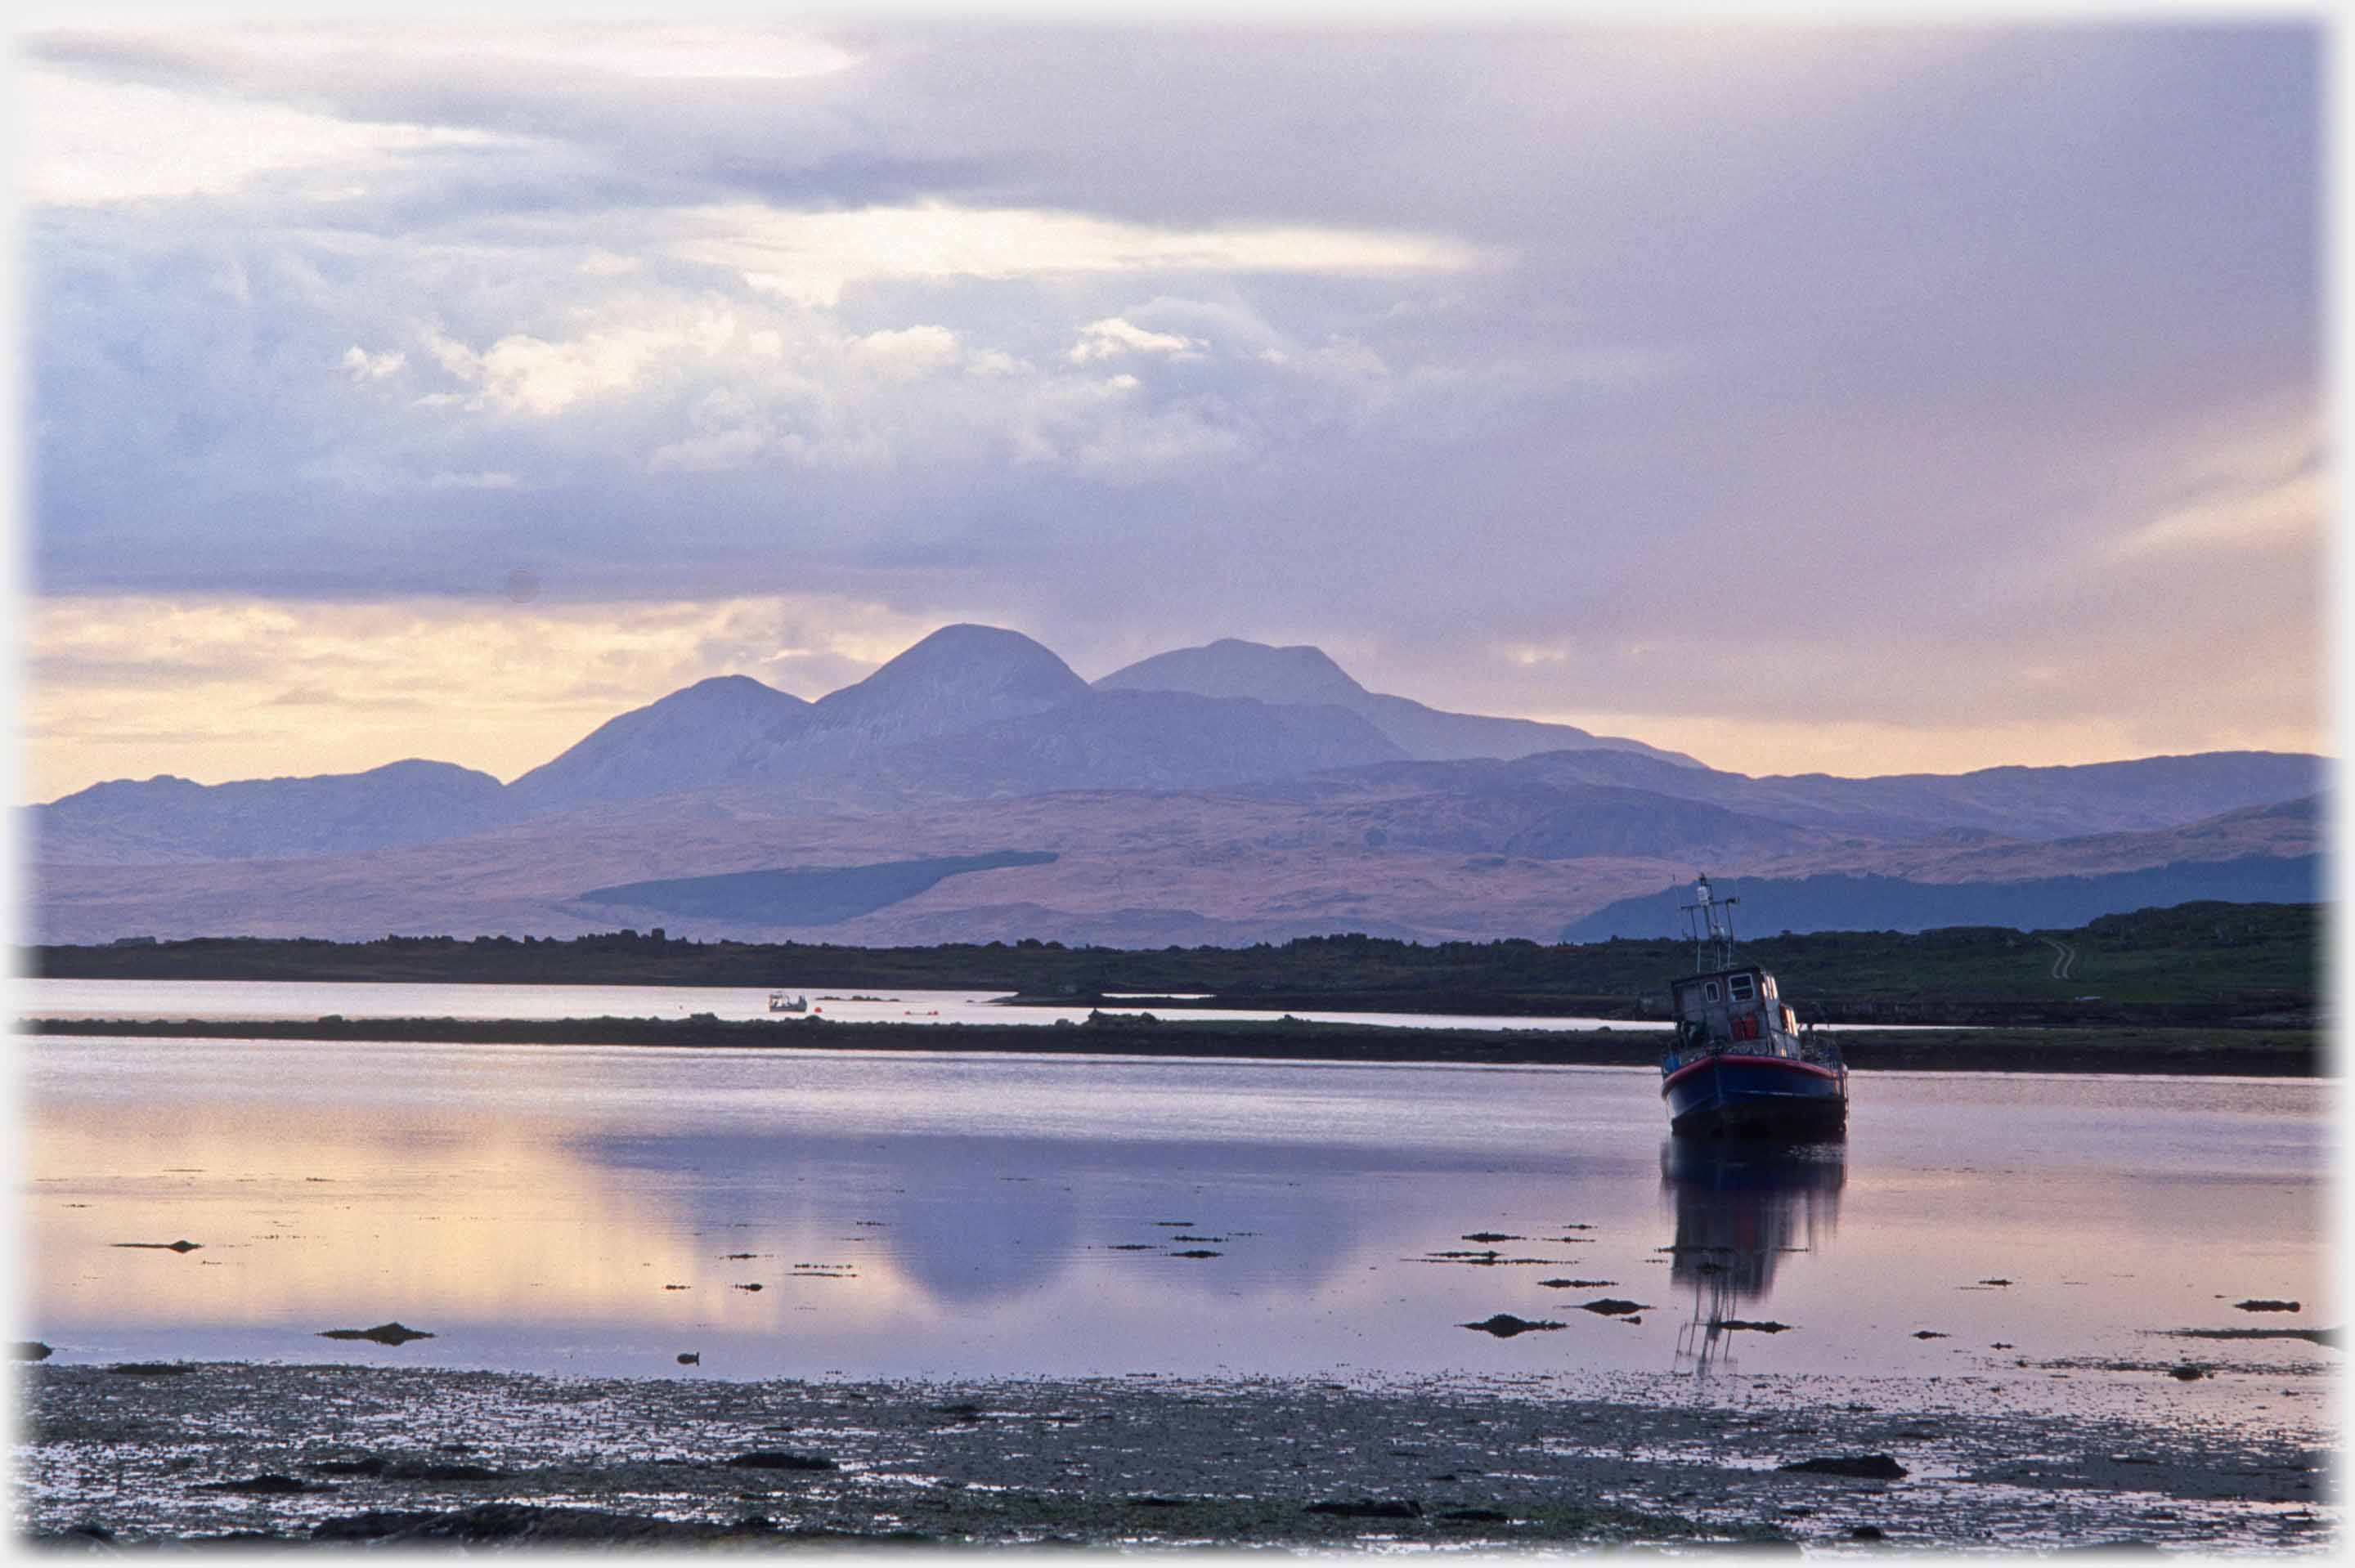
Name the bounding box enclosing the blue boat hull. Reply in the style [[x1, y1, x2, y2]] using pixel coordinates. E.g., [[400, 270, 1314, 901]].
[[1662, 1053, 1848, 1139]]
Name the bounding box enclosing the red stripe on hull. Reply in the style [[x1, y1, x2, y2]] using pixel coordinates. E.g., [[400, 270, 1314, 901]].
[[1661, 1053, 1842, 1094]]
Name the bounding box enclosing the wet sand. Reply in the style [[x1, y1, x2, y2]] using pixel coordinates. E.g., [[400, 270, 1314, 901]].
[[18, 1361, 2331, 1550]]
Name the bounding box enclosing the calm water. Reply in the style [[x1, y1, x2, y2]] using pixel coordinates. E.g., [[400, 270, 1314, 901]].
[[17, 978, 1663, 1033], [21, 1024, 2331, 1409]]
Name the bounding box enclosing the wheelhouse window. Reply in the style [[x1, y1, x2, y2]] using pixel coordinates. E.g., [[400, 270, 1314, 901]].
[[1703, 981, 1720, 1002], [1729, 973, 1756, 1001], [1762, 975, 1778, 1000]]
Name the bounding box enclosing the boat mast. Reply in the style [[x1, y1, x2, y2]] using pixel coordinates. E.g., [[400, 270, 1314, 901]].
[[1680, 872, 1738, 974]]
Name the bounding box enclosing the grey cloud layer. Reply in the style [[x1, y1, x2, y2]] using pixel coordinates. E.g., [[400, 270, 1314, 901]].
[[26, 20, 2321, 739]]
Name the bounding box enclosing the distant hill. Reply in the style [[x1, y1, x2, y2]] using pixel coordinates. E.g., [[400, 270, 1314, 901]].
[[1741, 752, 2331, 840], [21, 622, 2331, 947], [31, 760, 516, 865], [28, 767, 2329, 948], [1096, 638, 1700, 768], [1737, 793, 2326, 884], [1377, 746, 2329, 843], [1222, 750, 2326, 861], [1560, 854, 2328, 940], [1227, 755, 1842, 862], [515, 627, 1406, 815]]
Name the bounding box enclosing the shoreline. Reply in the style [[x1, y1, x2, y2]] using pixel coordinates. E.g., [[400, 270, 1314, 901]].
[[18, 1360, 2330, 1550], [16, 1013, 2328, 1075], [25, 904, 2321, 1036]]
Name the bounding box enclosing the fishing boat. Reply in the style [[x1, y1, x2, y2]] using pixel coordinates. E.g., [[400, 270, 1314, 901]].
[[1658, 875, 1847, 1139], [767, 992, 809, 1014]]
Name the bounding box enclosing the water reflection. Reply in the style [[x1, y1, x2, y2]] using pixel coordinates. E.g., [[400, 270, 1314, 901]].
[[25, 1037, 2330, 1383], [28, 1091, 1486, 1376], [576, 1127, 1380, 1306], [1661, 1138, 1846, 1376]]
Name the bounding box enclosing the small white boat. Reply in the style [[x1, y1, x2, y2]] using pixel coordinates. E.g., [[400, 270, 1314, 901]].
[[768, 992, 809, 1014]]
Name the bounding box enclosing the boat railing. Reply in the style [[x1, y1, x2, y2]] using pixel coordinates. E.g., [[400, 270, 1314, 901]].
[[1663, 1025, 1845, 1076], [1797, 1028, 1846, 1070]]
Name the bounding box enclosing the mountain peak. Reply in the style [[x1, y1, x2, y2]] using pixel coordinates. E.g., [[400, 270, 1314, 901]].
[[680, 673, 790, 698], [1098, 636, 1701, 768], [855, 624, 1088, 688], [813, 624, 1088, 740], [506, 673, 810, 811], [1096, 638, 1368, 706]]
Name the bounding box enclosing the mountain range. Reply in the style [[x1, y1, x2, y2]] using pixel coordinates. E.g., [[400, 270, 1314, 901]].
[[27, 625, 2330, 946]]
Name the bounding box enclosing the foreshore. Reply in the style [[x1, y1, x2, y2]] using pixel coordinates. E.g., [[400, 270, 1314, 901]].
[[18, 1360, 2329, 1550], [18, 1014, 2328, 1075]]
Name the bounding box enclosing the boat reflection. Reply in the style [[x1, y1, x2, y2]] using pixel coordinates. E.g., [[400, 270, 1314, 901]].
[[1660, 1137, 1846, 1376]]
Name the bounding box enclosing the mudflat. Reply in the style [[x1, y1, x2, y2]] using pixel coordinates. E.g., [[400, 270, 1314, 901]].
[[19, 1362, 2330, 1550]]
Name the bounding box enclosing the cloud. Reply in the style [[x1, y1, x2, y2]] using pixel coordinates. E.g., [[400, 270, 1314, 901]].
[[30, 201, 1444, 519], [344, 25, 859, 83], [850, 324, 962, 375], [414, 298, 752, 416], [648, 423, 772, 476], [342, 346, 406, 381], [2106, 405, 2323, 560], [28, 20, 859, 92], [422, 324, 682, 415], [19, 20, 2327, 786], [673, 202, 1485, 308], [1067, 317, 1207, 363], [18, 62, 527, 207]]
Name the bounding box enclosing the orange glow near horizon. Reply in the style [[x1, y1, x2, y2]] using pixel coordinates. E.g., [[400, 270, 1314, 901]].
[[1538, 711, 2331, 780], [26, 1101, 935, 1330]]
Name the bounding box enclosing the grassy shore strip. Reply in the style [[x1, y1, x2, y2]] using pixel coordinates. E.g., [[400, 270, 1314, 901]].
[[17, 1015, 2326, 1075], [1000, 991, 2317, 1028], [24, 902, 2322, 1017]]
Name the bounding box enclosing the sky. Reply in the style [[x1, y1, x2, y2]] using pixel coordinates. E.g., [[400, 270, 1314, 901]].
[[14, 13, 2329, 803]]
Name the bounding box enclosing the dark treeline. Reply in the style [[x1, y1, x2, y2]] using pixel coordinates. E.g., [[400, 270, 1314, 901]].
[[25, 901, 2319, 1024]]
